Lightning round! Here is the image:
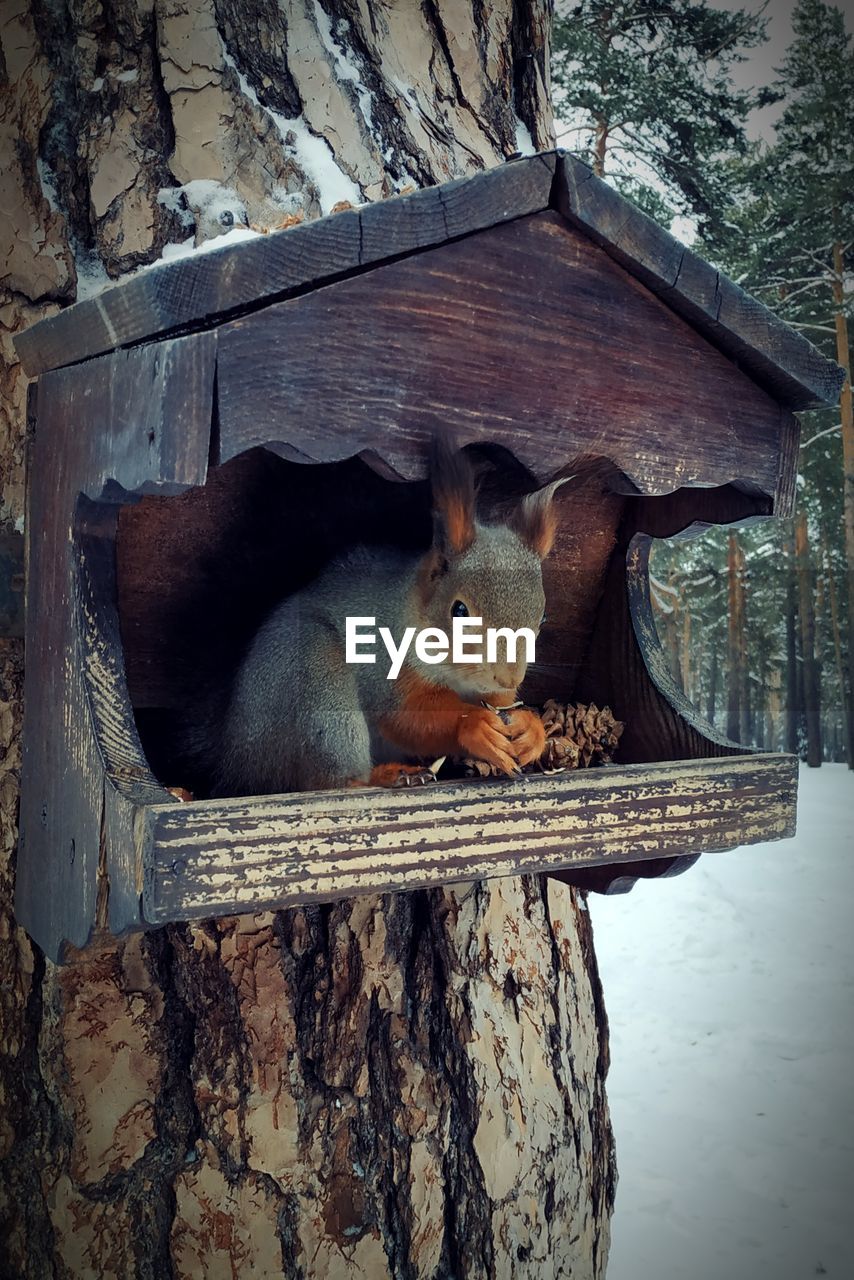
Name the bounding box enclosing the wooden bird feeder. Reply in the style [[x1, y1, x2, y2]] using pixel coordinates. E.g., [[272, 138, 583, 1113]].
[[14, 150, 843, 962]]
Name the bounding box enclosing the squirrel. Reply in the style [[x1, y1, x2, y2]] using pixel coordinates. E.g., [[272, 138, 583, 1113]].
[[210, 437, 570, 797]]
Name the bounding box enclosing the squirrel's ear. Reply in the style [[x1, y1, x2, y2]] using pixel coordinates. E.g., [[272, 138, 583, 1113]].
[[511, 456, 633, 558], [511, 476, 571, 559], [430, 434, 476, 556]]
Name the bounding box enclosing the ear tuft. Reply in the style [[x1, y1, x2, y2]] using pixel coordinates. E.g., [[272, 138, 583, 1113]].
[[511, 477, 569, 559], [430, 434, 476, 555], [510, 455, 633, 559]]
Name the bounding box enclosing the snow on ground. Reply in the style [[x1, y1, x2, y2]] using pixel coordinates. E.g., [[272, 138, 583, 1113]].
[[591, 764, 854, 1280]]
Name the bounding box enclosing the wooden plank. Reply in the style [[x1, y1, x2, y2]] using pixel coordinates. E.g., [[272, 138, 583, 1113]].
[[217, 212, 790, 501], [13, 154, 557, 377], [142, 754, 798, 924], [553, 152, 843, 412], [75, 497, 173, 936], [16, 333, 214, 961]]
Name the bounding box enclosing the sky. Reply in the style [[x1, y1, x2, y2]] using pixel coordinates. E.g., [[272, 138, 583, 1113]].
[[722, 0, 853, 137], [724, 0, 798, 138]]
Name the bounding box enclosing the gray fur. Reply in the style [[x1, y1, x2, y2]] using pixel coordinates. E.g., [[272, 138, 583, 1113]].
[[215, 523, 547, 797]]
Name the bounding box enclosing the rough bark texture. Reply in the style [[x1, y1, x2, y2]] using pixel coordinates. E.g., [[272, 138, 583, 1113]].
[[0, 3, 616, 1276], [831, 240, 854, 769], [726, 531, 746, 744], [795, 511, 822, 768]]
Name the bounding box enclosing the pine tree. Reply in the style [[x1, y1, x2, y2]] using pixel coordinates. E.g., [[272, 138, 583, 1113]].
[[551, 0, 768, 232], [705, 0, 854, 766]]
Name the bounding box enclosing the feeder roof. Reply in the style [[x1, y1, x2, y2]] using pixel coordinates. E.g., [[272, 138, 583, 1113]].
[[15, 150, 844, 412]]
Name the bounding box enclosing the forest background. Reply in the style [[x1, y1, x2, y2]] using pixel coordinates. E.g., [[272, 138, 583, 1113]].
[[551, 0, 853, 767]]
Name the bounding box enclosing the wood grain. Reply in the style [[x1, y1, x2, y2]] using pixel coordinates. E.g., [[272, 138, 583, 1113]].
[[553, 152, 843, 411], [15, 148, 840, 422], [142, 754, 798, 924], [75, 497, 173, 936], [14, 154, 557, 377], [216, 212, 795, 505], [16, 334, 214, 960]]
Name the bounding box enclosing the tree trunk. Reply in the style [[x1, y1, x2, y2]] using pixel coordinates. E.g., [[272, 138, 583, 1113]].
[[680, 603, 692, 706], [795, 511, 823, 768], [0, 4, 616, 1277], [726, 532, 745, 742], [665, 573, 684, 691], [785, 528, 800, 756], [766, 664, 783, 753], [822, 530, 849, 763], [832, 238, 854, 769], [707, 636, 719, 727]]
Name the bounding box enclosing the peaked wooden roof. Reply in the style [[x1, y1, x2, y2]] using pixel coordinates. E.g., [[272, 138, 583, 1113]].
[[15, 151, 843, 411]]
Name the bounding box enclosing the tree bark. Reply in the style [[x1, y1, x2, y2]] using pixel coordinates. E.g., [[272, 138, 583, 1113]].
[[726, 532, 745, 742], [707, 635, 719, 727], [822, 529, 849, 763], [795, 511, 823, 768], [831, 238, 854, 769], [785, 528, 800, 756], [680, 602, 692, 707], [0, 3, 617, 1277]]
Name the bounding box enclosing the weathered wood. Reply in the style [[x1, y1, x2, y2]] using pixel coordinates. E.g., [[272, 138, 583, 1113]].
[[553, 152, 843, 411], [75, 497, 172, 935], [16, 334, 214, 961], [217, 212, 793, 504], [552, 851, 703, 896], [13, 154, 557, 377], [143, 754, 798, 924], [15, 148, 841, 424]]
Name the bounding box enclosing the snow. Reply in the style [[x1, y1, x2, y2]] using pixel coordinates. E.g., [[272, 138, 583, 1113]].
[[221, 47, 361, 215], [164, 178, 250, 233], [514, 118, 537, 157], [156, 185, 194, 228], [73, 250, 113, 301], [312, 1, 374, 132], [144, 226, 261, 271], [591, 764, 854, 1280], [36, 158, 61, 214]]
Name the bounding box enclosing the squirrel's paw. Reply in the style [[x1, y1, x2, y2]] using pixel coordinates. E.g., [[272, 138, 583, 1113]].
[[501, 707, 547, 768], [370, 763, 437, 789], [457, 706, 521, 778]]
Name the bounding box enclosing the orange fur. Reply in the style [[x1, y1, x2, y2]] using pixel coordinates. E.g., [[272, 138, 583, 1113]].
[[526, 505, 559, 558], [443, 494, 475, 554], [367, 763, 433, 787], [430, 435, 476, 554], [379, 668, 521, 776], [379, 668, 468, 756], [513, 486, 562, 558]]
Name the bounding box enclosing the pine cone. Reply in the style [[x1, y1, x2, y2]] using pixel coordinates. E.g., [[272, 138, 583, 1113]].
[[459, 701, 625, 777]]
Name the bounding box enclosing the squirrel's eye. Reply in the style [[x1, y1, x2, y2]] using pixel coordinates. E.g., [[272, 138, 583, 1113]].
[[451, 600, 469, 619]]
